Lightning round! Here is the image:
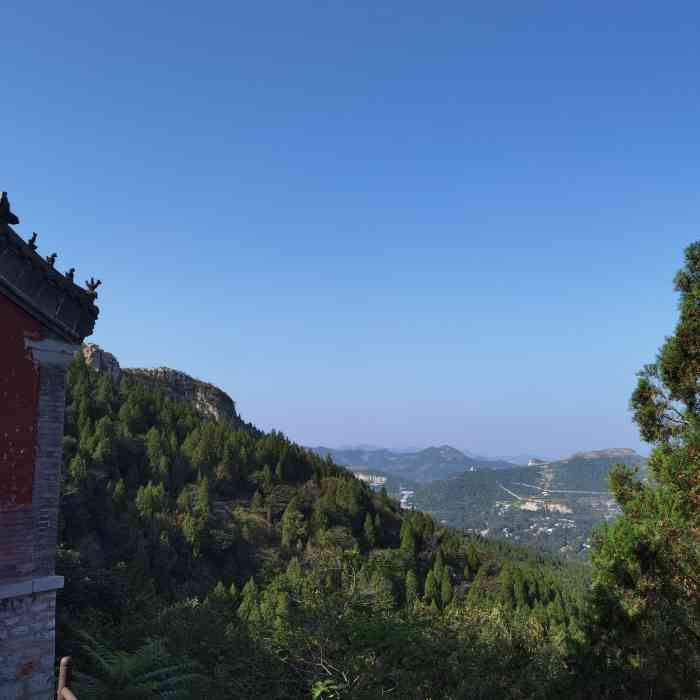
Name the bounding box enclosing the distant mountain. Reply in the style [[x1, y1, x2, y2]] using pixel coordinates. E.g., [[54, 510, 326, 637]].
[[311, 445, 517, 482], [490, 454, 545, 466], [413, 448, 647, 558]]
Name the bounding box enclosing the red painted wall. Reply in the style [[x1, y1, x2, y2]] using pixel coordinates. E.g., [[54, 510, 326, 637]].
[[0, 294, 43, 508]]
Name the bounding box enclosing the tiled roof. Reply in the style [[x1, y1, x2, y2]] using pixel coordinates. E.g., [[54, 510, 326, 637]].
[[0, 193, 99, 343]]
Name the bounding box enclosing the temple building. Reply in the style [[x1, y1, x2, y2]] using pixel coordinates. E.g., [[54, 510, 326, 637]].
[[0, 193, 99, 699]]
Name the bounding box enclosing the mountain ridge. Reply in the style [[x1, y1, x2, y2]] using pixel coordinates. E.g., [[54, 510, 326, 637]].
[[311, 444, 644, 483], [82, 342, 239, 422]]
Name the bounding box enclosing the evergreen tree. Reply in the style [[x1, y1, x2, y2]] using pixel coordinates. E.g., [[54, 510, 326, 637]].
[[424, 569, 439, 607], [590, 241, 700, 695], [434, 548, 445, 577], [238, 578, 261, 624], [465, 542, 479, 579], [194, 477, 210, 519], [68, 454, 88, 482], [281, 499, 306, 550], [262, 464, 273, 492], [499, 564, 516, 610], [440, 567, 453, 608], [405, 570, 419, 608], [363, 513, 377, 548], [135, 481, 166, 520], [373, 513, 382, 544], [400, 520, 417, 558]]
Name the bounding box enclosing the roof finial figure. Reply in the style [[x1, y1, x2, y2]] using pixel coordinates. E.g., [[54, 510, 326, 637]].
[[28, 232, 38, 250], [65, 268, 75, 282], [46, 253, 57, 268], [0, 192, 20, 226], [85, 277, 102, 297]]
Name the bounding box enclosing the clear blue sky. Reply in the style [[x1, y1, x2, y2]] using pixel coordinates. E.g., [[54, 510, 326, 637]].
[[3, 2, 699, 458]]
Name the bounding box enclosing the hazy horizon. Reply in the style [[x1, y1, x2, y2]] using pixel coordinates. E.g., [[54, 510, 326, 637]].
[[307, 442, 649, 463], [4, 3, 696, 457]]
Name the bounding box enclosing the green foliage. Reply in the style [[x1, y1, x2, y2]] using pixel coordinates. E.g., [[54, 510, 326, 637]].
[[440, 567, 453, 608], [58, 353, 616, 699], [588, 241, 700, 697], [135, 481, 166, 520], [281, 499, 306, 550], [72, 633, 200, 699], [362, 512, 376, 548]]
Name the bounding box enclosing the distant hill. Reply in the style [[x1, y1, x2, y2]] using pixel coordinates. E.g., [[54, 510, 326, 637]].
[[490, 454, 546, 466], [311, 445, 517, 482], [413, 449, 647, 557]]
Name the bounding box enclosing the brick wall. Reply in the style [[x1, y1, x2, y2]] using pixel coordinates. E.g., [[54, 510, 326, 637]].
[[0, 592, 56, 700], [0, 295, 43, 585], [32, 363, 66, 578], [0, 295, 78, 700]]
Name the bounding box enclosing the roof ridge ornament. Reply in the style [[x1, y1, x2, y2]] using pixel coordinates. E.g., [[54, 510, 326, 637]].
[[46, 253, 57, 268], [28, 232, 38, 250], [85, 277, 101, 297], [0, 192, 20, 226]]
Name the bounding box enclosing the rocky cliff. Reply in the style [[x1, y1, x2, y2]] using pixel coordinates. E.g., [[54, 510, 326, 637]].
[[81, 344, 238, 422], [83, 343, 121, 381], [123, 367, 237, 421]]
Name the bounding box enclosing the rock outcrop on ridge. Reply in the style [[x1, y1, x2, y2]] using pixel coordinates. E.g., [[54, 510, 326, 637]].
[[81, 343, 237, 422]]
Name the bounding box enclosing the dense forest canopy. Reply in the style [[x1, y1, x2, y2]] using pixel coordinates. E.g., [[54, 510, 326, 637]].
[[57, 242, 700, 698]]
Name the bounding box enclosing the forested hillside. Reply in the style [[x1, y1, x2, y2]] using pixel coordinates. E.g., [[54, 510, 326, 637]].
[[414, 451, 646, 557], [58, 355, 599, 699], [58, 229, 700, 700]]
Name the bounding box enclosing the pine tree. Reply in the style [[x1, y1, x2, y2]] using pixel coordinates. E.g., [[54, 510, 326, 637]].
[[434, 548, 445, 577], [590, 241, 700, 693], [440, 568, 453, 608], [238, 578, 261, 623], [405, 570, 419, 608], [424, 569, 440, 607], [379, 487, 391, 509], [499, 564, 516, 610], [194, 477, 210, 519], [281, 499, 306, 550], [68, 454, 88, 482], [363, 513, 376, 548], [262, 464, 273, 492], [465, 542, 479, 579], [513, 568, 527, 609], [209, 581, 229, 604], [135, 481, 166, 520], [400, 520, 417, 558]]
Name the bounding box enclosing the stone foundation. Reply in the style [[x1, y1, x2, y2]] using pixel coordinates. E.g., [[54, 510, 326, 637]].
[[0, 591, 56, 700]]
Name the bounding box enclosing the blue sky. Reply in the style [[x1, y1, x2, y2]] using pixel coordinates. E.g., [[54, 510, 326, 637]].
[[3, 2, 699, 458]]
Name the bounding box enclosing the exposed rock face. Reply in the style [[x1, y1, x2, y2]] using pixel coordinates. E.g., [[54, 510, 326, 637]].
[[123, 367, 237, 422], [569, 448, 638, 461], [81, 343, 237, 422], [82, 343, 121, 380]]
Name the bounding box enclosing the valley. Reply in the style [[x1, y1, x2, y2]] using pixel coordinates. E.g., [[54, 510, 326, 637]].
[[319, 445, 646, 558]]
